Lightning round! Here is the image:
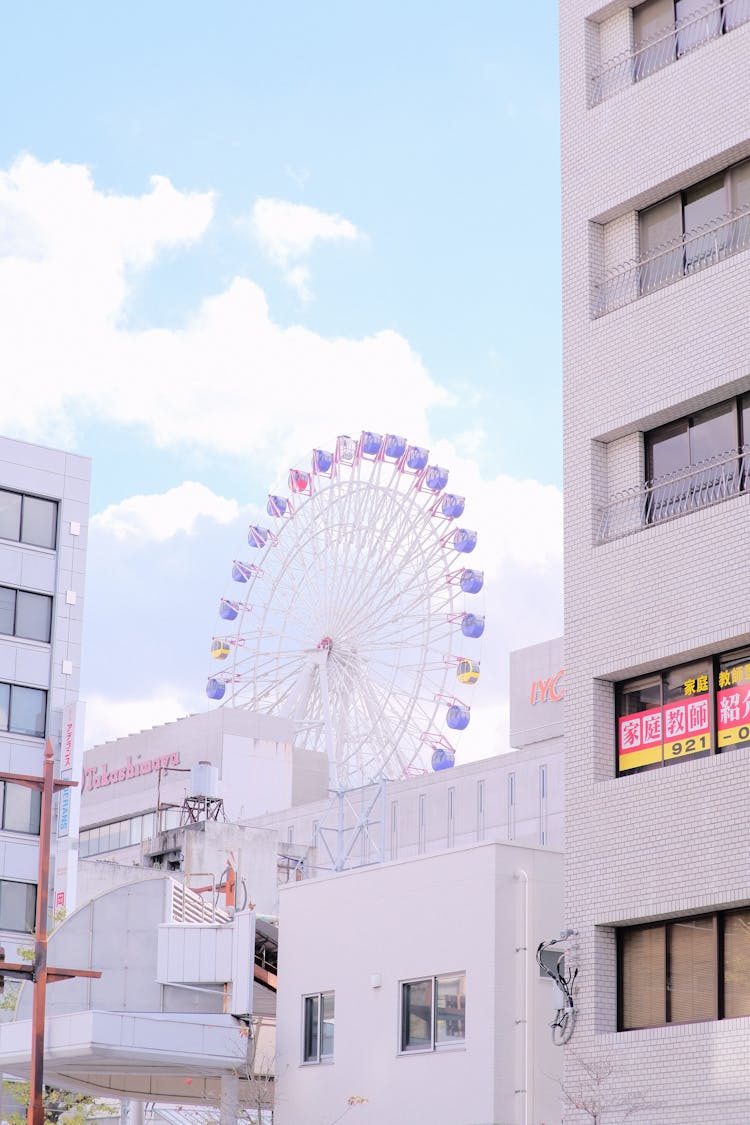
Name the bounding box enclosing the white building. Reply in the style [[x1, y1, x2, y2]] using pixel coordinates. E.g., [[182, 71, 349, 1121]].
[[274, 840, 563, 1125], [78, 638, 565, 889], [0, 435, 89, 945], [562, 4, 750, 1121], [67, 639, 566, 1122]]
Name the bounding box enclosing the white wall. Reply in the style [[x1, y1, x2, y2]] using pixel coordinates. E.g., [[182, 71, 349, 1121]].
[[275, 841, 564, 1125]]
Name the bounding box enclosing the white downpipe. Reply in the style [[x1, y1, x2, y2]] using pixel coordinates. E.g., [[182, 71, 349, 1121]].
[[514, 868, 530, 1125]]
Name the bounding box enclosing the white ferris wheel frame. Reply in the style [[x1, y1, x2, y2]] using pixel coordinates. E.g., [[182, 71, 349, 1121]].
[[209, 434, 482, 789]]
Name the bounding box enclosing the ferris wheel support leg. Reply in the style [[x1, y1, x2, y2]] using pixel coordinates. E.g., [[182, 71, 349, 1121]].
[[318, 659, 338, 787], [335, 789, 345, 872]]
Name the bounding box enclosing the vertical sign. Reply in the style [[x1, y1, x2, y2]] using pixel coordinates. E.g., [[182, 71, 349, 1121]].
[[54, 700, 86, 916]]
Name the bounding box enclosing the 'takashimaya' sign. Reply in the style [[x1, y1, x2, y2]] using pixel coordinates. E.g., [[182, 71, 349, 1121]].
[[83, 752, 181, 792]]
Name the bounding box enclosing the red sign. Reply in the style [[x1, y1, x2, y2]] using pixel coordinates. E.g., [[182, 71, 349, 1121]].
[[619, 693, 711, 772], [717, 683, 750, 749], [83, 751, 181, 792], [529, 670, 565, 705], [619, 705, 663, 771]]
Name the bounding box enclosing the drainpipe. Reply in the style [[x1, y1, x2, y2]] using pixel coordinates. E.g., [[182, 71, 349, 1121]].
[[514, 868, 530, 1125]]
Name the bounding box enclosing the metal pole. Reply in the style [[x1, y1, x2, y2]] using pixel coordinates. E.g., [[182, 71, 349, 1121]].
[[28, 739, 55, 1125]]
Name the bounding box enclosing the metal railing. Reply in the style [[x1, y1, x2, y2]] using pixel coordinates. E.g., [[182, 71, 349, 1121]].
[[596, 446, 749, 543], [169, 878, 231, 924], [594, 204, 750, 317], [591, 0, 750, 106]]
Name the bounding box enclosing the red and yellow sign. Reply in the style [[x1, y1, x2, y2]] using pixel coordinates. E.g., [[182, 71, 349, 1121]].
[[618, 706, 663, 772], [717, 682, 750, 749], [618, 694, 711, 772], [662, 695, 711, 760]]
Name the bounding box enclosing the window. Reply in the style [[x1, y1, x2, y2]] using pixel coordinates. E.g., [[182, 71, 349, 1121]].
[[0, 879, 37, 933], [633, 0, 741, 84], [80, 811, 157, 857], [507, 773, 516, 840], [619, 909, 750, 1029], [418, 793, 426, 855], [617, 659, 712, 773], [639, 160, 750, 296], [400, 973, 466, 1052], [476, 779, 485, 842], [0, 490, 57, 549], [0, 683, 47, 738], [644, 393, 750, 523], [446, 786, 455, 848], [302, 991, 334, 1063], [616, 646, 750, 774], [1, 783, 41, 834], [0, 587, 53, 643], [390, 800, 398, 860], [539, 765, 548, 845]]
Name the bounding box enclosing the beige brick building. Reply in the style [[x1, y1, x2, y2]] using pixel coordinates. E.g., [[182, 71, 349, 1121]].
[[561, 2, 750, 1121]]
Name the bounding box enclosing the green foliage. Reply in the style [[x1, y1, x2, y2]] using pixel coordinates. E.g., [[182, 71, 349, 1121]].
[[2, 1081, 114, 1125]]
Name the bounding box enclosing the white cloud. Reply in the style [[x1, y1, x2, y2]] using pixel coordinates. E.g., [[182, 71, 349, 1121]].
[[0, 157, 442, 463], [0, 156, 564, 760], [92, 481, 240, 542], [251, 197, 361, 266], [249, 197, 362, 298]]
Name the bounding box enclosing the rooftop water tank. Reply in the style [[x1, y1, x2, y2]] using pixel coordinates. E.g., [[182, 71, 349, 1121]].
[[191, 761, 219, 800]]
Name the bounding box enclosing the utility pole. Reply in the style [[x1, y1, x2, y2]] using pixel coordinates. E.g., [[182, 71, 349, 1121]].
[[0, 739, 100, 1125]]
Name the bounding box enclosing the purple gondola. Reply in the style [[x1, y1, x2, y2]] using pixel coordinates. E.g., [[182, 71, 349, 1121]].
[[406, 445, 429, 471], [461, 613, 485, 639], [441, 493, 465, 519], [385, 434, 407, 459], [460, 568, 484, 594], [314, 449, 333, 473], [432, 747, 456, 771], [248, 525, 270, 548], [454, 528, 477, 554], [362, 431, 383, 456], [219, 598, 240, 621], [206, 678, 226, 701], [267, 495, 288, 517], [232, 561, 254, 583], [447, 704, 470, 731], [425, 465, 449, 492]]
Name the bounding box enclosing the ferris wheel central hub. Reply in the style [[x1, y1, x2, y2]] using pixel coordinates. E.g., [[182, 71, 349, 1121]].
[[316, 636, 333, 653]]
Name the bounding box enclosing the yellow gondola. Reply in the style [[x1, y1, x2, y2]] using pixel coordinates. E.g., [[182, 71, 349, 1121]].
[[211, 638, 231, 660], [457, 658, 480, 685]]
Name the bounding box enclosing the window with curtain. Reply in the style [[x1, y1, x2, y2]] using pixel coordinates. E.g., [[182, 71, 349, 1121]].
[[619, 910, 750, 1029]]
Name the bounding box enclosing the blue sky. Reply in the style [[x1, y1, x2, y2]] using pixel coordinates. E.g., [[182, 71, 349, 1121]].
[[0, 3, 563, 754]]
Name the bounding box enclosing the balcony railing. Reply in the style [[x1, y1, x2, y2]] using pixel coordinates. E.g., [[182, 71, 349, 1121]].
[[593, 204, 750, 317], [596, 446, 749, 543], [591, 0, 750, 106]]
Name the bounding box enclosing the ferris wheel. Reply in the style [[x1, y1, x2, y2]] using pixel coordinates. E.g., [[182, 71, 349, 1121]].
[[206, 432, 484, 788]]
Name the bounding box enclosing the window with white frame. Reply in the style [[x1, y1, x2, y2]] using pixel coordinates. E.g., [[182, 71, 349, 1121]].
[[476, 779, 485, 842], [539, 764, 548, 845], [302, 991, 335, 1063], [0, 587, 52, 643], [0, 682, 47, 738], [446, 786, 455, 848], [0, 490, 58, 550], [400, 972, 466, 1052]]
